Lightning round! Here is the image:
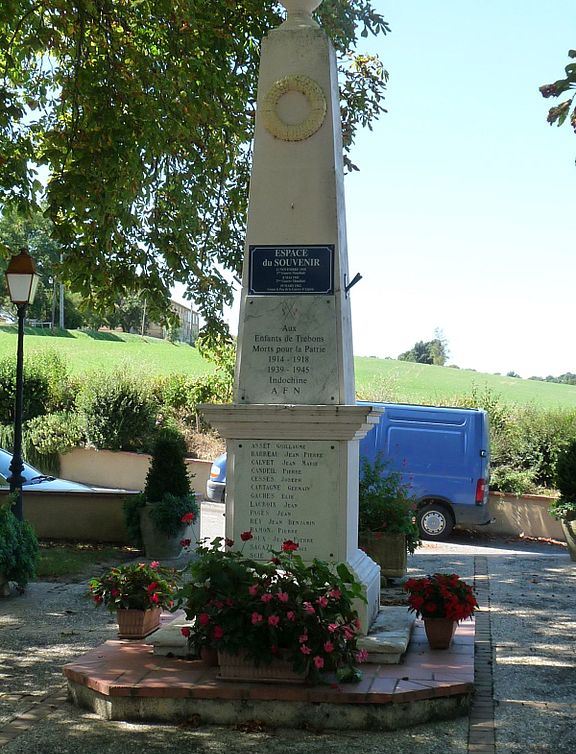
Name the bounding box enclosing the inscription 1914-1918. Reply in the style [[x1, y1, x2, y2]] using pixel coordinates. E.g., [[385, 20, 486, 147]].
[[248, 245, 334, 295]]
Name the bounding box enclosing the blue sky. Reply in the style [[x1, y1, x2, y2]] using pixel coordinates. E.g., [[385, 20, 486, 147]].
[[343, 0, 575, 377], [178, 1, 575, 377]]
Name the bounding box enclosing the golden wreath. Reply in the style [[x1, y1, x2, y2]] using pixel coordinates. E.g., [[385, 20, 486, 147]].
[[261, 74, 327, 142]]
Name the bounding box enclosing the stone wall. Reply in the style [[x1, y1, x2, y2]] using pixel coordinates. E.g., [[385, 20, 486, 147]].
[[466, 492, 564, 541]]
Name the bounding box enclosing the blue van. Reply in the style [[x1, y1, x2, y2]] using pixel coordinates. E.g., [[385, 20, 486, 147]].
[[206, 402, 491, 540]]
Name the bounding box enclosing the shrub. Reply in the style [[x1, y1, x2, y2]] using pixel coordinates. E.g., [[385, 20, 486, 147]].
[[550, 439, 576, 520], [144, 428, 191, 502], [489, 466, 535, 496], [24, 412, 85, 475], [77, 371, 157, 452], [87, 561, 179, 611], [0, 355, 51, 425], [0, 497, 39, 590], [359, 455, 420, 554]]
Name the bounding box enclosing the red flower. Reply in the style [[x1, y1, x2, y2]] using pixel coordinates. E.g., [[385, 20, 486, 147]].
[[313, 656, 324, 669], [300, 645, 312, 655], [146, 582, 158, 593], [149, 561, 159, 569], [271, 557, 281, 565], [181, 512, 195, 524], [110, 589, 120, 598], [198, 612, 210, 627], [180, 538, 191, 548], [180, 627, 191, 638], [286, 611, 296, 621], [150, 593, 159, 604], [268, 615, 280, 627], [281, 540, 299, 552], [251, 612, 263, 624], [323, 641, 334, 653], [225, 538, 234, 547], [93, 595, 103, 604], [213, 625, 224, 640], [240, 530, 253, 541]]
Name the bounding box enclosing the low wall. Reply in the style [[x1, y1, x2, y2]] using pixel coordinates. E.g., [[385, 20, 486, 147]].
[[19, 491, 132, 543], [467, 492, 564, 541], [59, 448, 212, 497]]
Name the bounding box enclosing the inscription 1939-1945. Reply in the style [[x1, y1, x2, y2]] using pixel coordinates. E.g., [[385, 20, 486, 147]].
[[248, 245, 334, 295]]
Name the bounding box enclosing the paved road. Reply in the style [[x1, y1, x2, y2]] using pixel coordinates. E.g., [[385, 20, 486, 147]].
[[0, 508, 574, 754]]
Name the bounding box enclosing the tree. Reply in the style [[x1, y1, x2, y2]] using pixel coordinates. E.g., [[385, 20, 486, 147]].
[[540, 49, 576, 158], [0, 1, 390, 344], [398, 332, 448, 367]]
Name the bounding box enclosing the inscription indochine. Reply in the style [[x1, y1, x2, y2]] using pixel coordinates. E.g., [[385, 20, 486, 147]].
[[253, 332, 326, 397], [234, 440, 338, 560]]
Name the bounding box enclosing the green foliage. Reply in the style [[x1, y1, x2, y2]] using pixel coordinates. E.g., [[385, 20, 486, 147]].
[[489, 466, 535, 496], [359, 455, 420, 554], [87, 561, 179, 612], [551, 439, 576, 519], [540, 49, 576, 160], [123, 493, 147, 550], [148, 493, 199, 538], [0, 355, 51, 425], [177, 537, 365, 682], [77, 371, 157, 452], [24, 411, 84, 473], [0, 1, 390, 341], [398, 336, 448, 366], [144, 429, 191, 502], [0, 497, 39, 590]]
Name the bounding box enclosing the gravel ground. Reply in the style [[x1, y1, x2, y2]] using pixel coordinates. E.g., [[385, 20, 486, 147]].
[[1, 529, 574, 754]]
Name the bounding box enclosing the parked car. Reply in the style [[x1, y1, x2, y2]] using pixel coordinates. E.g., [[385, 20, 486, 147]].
[[206, 402, 492, 540], [0, 448, 99, 492]]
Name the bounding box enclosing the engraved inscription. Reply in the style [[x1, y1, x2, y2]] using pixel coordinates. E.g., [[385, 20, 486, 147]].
[[238, 296, 339, 404], [233, 440, 339, 560]]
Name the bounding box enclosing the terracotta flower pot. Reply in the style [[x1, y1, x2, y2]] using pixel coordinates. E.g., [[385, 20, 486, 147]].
[[116, 607, 162, 639], [217, 650, 306, 683], [423, 617, 457, 649]]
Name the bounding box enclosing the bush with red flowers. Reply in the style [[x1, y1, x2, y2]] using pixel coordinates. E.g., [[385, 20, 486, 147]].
[[176, 535, 366, 682], [87, 561, 179, 611], [403, 573, 478, 621]]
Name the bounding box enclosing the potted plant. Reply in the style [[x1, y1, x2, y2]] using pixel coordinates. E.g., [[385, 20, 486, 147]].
[[358, 455, 421, 580], [124, 428, 200, 558], [88, 560, 179, 638], [403, 573, 478, 649], [176, 534, 368, 683], [550, 439, 576, 561], [0, 496, 39, 596]]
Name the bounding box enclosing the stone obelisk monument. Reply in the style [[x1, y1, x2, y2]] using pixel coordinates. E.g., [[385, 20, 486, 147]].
[[202, 0, 382, 629]]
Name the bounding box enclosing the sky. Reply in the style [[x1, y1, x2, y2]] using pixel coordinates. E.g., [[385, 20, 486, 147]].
[[178, 1, 576, 379]]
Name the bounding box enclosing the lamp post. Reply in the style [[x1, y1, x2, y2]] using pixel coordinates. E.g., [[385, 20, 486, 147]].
[[5, 247, 39, 521]]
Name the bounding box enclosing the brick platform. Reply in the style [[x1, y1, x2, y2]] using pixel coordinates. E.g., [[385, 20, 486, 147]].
[[63, 618, 474, 731]]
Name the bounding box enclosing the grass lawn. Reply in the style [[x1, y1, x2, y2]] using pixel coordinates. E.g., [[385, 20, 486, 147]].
[[36, 541, 136, 581], [0, 326, 216, 377], [0, 326, 575, 409], [355, 357, 576, 409]]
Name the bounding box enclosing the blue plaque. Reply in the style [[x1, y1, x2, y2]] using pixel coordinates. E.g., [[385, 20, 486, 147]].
[[248, 245, 334, 295]]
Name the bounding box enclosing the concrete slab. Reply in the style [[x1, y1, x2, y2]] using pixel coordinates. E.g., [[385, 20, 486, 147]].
[[358, 606, 415, 664]]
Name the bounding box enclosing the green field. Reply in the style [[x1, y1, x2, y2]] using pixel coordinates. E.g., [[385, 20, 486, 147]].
[[0, 326, 575, 409]]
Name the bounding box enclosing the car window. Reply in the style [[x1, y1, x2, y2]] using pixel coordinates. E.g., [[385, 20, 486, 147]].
[[0, 473, 9, 487]]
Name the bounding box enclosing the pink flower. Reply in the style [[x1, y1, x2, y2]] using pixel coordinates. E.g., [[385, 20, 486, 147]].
[[198, 612, 210, 627], [276, 592, 289, 603], [180, 627, 191, 638], [298, 633, 308, 644], [248, 584, 259, 596], [286, 611, 296, 621], [300, 645, 312, 655], [251, 612, 263, 624], [355, 649, 369, 663], [303, 602, 315, 615], [213, 625, 224, 640], [150, 561, 159, 569], [261, 593, 273, 603], [329, 589, 341, 599], [313, 656, 324, 669], [328, 623, 339, 633], [323, 641, 334, 653], [316, 596, 328, 608], [181, 512, 195, 524], [343, 627, 354, 641], [268, 615, 280, 626]]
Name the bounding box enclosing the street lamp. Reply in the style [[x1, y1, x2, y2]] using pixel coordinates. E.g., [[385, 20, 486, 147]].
[[5, 247, 39, 521]]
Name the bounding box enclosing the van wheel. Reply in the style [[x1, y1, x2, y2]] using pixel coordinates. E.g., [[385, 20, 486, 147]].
[[417, 503, 454, 540]]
